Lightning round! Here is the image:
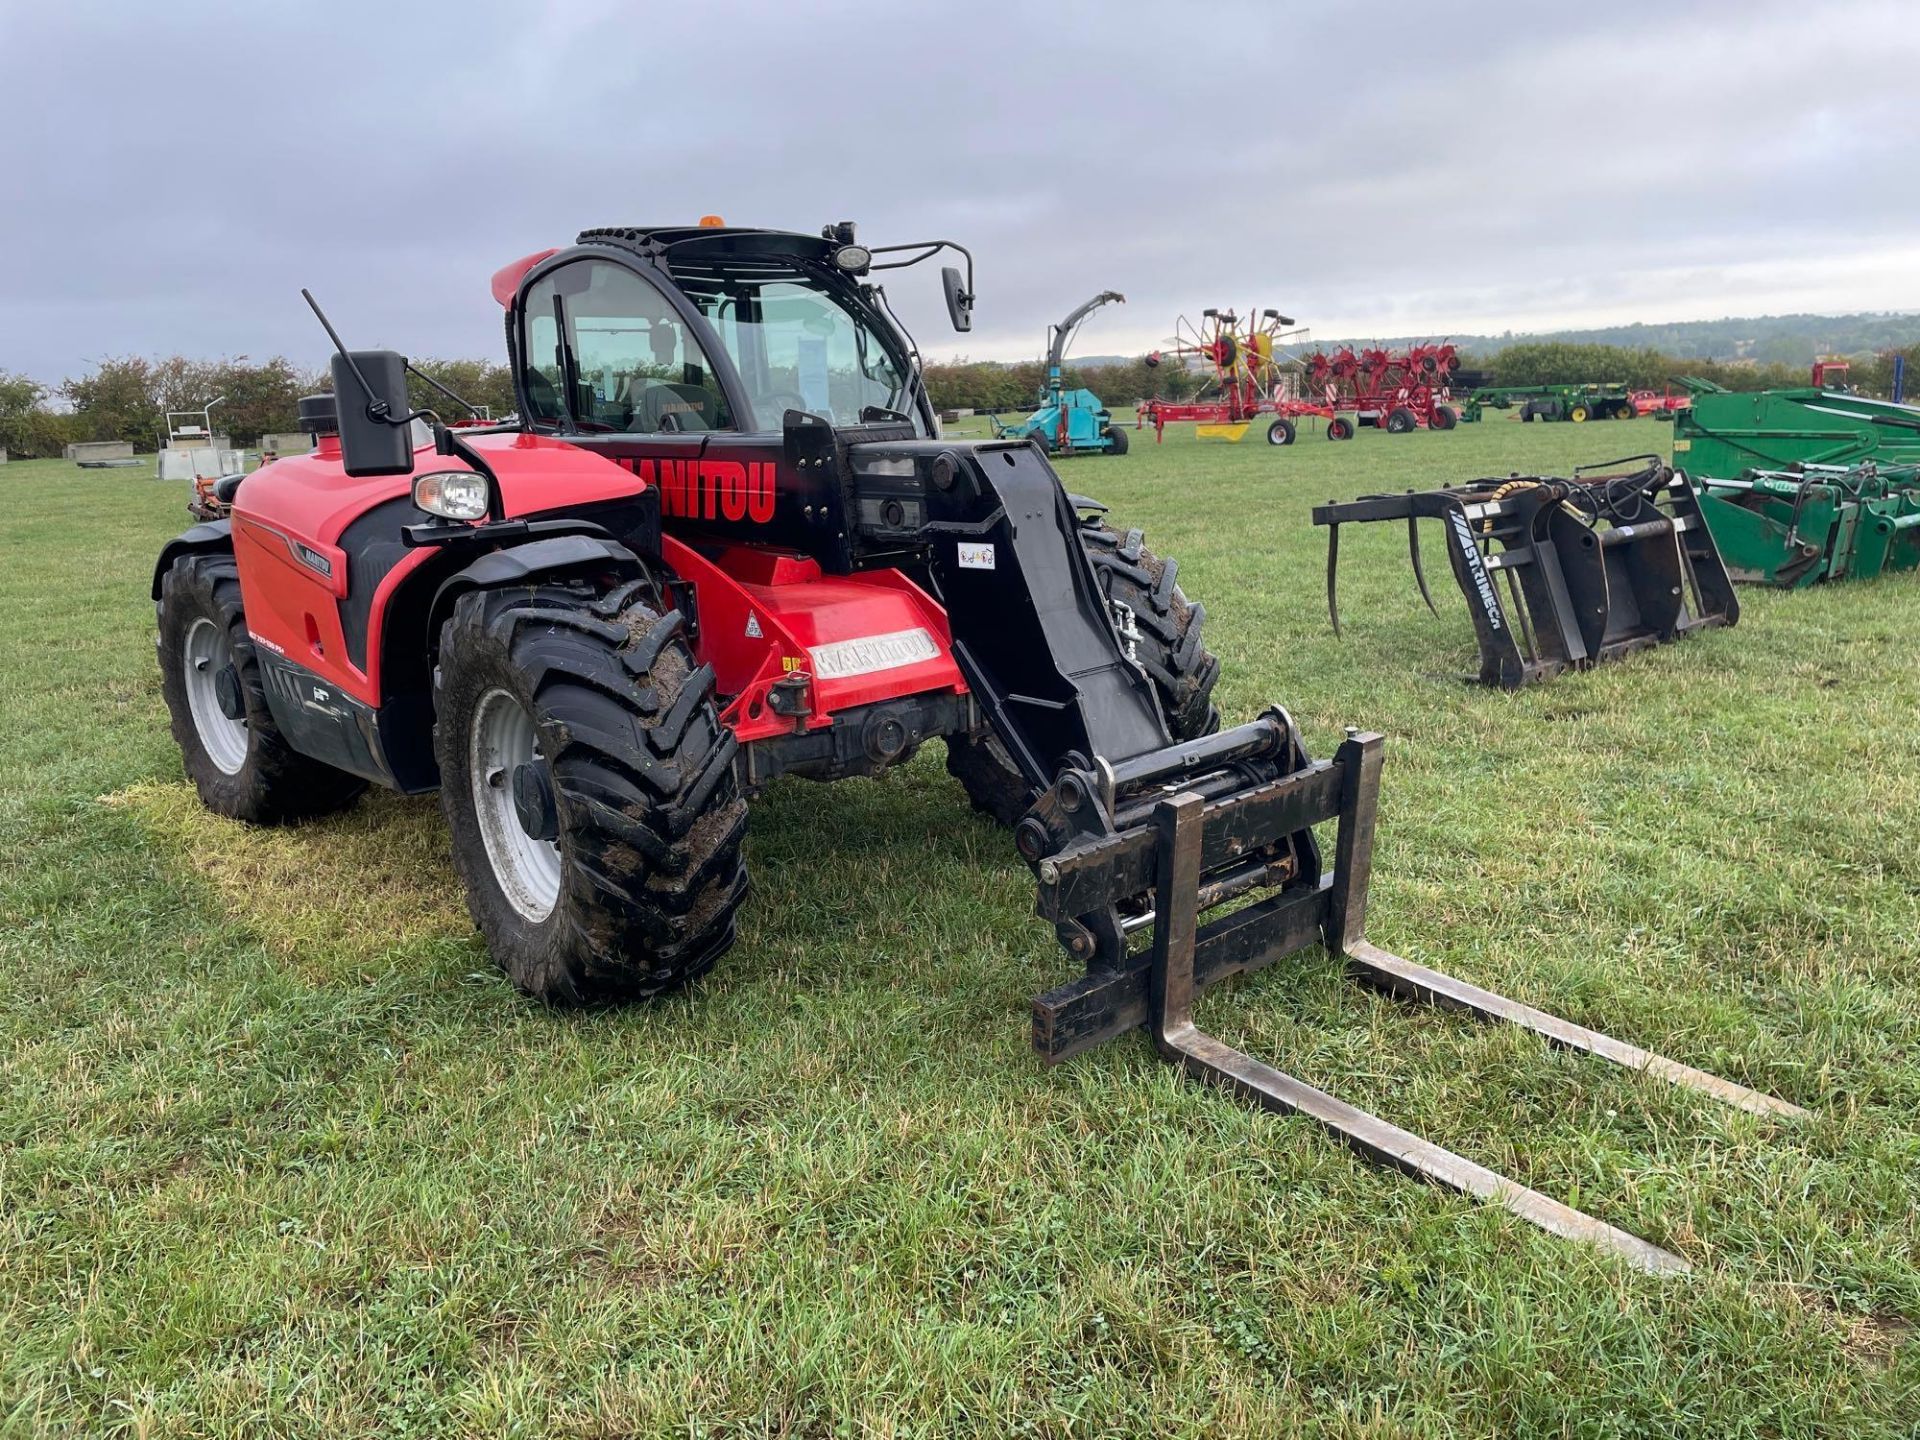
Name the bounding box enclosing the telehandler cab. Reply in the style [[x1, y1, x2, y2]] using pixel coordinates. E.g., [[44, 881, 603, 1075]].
[[155, 221, 1801, 1272]]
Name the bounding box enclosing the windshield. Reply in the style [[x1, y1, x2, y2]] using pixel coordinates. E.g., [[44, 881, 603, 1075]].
[[671, 266, 922, 433]]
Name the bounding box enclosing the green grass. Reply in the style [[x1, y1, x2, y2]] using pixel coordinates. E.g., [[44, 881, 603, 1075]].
[[2, 415, 1917, 1436]]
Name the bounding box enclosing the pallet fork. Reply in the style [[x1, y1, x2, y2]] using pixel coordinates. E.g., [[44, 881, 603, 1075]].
[[1028, 722, 1804, 1276], [1312, 459, 1739, 686]]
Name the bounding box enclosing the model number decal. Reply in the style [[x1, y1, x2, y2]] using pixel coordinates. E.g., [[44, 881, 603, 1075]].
[[807, 628, 941, 680], [616, 457, 777, 524], [1447, 512, 1502, 631], [958, 543, 996, 570]]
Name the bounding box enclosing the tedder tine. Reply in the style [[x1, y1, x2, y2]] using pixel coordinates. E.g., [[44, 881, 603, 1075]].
[[1325, 519, 1343, 636], [1147, 791, 1691, 1276], [1407, 511, 1440, 617]]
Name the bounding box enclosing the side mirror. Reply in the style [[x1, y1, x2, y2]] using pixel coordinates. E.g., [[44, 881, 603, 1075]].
[[941, 265, 973, 333], [331, 350, 415, 477]]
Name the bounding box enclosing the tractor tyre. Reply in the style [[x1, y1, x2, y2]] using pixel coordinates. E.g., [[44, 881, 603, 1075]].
[[1614, 400, 1637, 420], [1569, 404, 1590, 423], [1030, 429, 1054, 456], [1327, 417, 1355, 441], [1385, 406, 1418, 434], [157, 553, 367, 824], [434, 581, 749, 1004], [946, 522, 1220, 826], [1431, 404, 1458, 431], [1266, 418, 1297, 446], [1104, 424, 1130, 456]]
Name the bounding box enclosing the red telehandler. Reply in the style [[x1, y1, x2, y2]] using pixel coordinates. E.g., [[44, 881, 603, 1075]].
[[154, 221, 1800, 1272]]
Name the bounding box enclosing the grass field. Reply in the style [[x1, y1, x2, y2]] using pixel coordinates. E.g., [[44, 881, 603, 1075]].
[[3, 414, 1918, 1436]]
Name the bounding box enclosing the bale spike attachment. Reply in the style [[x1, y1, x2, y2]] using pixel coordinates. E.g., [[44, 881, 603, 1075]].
[[1031, 727, 1803, 1275]]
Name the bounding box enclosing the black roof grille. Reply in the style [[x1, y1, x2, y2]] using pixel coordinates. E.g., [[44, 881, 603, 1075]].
[[576, 225, 835, 267]]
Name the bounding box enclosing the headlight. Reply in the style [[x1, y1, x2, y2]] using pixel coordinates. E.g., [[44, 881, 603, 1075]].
[[832, 244, 872, 274], [413, 469, 489, 521]]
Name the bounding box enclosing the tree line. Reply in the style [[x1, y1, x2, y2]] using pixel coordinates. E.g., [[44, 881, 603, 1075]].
[[5, 340, 1916, 458], [0, 355, 517, 459]]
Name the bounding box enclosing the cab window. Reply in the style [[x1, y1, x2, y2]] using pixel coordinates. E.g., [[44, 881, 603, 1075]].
[[520, 260, 733, 434]]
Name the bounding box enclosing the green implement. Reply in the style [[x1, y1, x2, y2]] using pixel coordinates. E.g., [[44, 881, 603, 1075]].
[[1695, 462, 1920, 588], [1674, 381, 1920, 477], [1459, 383, 1634, 424]]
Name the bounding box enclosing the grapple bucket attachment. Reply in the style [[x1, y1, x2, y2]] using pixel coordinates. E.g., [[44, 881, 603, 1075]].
[[1312, 461, 1739, 686], [1696, 462, 1920, 588], [1024, 720, 1802, 1274]]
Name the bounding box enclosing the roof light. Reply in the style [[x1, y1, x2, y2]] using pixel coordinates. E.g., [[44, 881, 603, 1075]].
[[698, 214, 726, 228]]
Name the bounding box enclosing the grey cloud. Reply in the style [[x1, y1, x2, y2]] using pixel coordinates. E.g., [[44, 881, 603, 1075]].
[[2, 0, 1915, 382]]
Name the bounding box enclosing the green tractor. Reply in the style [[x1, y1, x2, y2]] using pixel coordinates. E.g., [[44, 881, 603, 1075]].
[[1460, 383, 1635, 424]]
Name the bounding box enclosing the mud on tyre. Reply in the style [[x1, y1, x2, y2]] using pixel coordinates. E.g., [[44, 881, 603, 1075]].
[[434, 579, 749, 1003]]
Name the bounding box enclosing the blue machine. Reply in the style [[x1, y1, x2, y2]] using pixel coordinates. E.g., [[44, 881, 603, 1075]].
[[991, 290, 1128, 456]]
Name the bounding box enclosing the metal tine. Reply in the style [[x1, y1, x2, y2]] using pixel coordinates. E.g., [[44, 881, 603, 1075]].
[[1407, 511, 1440, 617], [1329, 732, 1804, 1121], [1345, 940, 1808, 1121], [1147, 791, 1692, 1277], [1324, 518, 1343, 637]]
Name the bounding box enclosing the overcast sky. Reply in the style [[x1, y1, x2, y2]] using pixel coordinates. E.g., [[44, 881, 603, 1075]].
[[3, 0, 1917, 382]]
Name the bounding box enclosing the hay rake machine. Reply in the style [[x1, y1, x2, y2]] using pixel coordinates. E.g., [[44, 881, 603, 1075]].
[[1313, 458, 1739, 686], [1139, 307, 1339, 446], [1303, 342, 1463, 434]]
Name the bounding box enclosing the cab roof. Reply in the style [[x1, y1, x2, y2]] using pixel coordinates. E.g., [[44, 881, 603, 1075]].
[[491, 226, 843, 307]]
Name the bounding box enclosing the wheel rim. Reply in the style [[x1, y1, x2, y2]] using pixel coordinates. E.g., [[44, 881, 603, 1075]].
[[470, 687, 562, 922], [183, 617, 249, 775]]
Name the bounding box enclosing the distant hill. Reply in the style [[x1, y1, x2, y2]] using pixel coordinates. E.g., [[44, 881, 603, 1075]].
[[1044, 312, 1920, 369], [1310, 311, 1920, 365]]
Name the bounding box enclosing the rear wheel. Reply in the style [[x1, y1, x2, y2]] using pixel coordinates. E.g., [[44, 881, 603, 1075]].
[[434, 582, 749, 1003], [157, 553, 366, 823], [1326, 417, 1355, 441], [946, 521, 1220, 825], [1266, 418, 1297, 446], [1385, 406, 1418, 434], [1104, 424, 1130, 456]]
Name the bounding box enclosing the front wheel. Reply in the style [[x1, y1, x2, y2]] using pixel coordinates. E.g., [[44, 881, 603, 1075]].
[[157, 553, 366, 824], [1326, 417, 1355, 441], [1569, 404, 1590, 423], [1430, 404, 1458, 431], [434, 582, 749, 1003], [1266, 418, 1297, 446], [1385, 407, 1418, 434]]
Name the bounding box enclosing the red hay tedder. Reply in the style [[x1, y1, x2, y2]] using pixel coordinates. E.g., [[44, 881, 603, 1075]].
[[1138, 308, 1344, 447], [1303, 342, 1462, 434]]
